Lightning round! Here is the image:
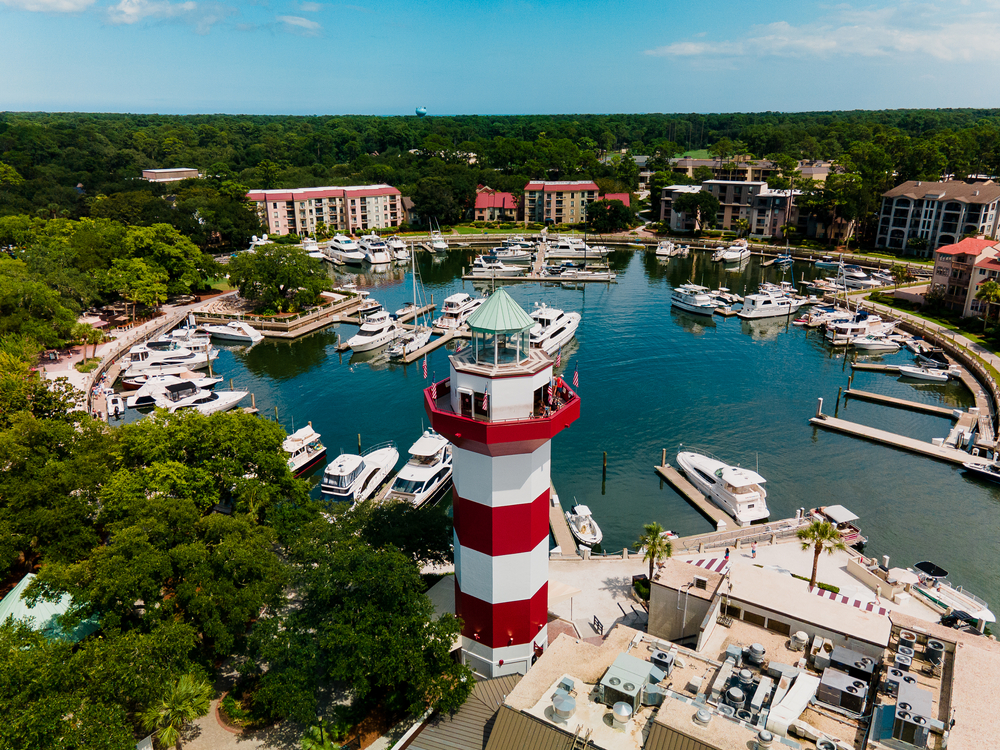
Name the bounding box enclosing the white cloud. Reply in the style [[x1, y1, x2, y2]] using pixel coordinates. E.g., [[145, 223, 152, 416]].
[[645, 2, 1000, 62], [298, 1, 321, 10], [278, 13, 320, 33], [0, 0, 94, 12], [107, 0, 196, 23]]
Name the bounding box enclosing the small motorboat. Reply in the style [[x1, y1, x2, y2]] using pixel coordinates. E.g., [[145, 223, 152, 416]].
[[897, 365, 950, 382], [962, 460, 1000, 484], [107, 393, 125, 417], [565, 504, 602, 547], [283, 425, 326, 477]]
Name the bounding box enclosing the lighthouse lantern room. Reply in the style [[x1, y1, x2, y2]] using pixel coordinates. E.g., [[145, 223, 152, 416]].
[[425, 289, 579, 677]]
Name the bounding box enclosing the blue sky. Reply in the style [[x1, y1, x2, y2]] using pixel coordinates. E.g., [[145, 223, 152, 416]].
[[3, 0, 999, 114]]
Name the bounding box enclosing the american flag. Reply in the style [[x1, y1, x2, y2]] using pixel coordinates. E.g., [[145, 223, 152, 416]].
[[422, 357, 427, 379], [430, 379, 437, 400], [547, 381, 554, 402], [573, 367, 579, 388], [555, 347, 561, 367], [482, 391, 488, 412]]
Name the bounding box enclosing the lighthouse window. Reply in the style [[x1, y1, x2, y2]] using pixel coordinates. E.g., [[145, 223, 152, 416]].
[[473, 391, 489, 419]]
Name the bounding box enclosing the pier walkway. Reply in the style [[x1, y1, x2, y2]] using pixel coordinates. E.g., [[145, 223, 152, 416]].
[[653, 464, 730, 529], [548, 484, 577, 554], [809, 413, 990, 466], [844, 388, 959, 419]]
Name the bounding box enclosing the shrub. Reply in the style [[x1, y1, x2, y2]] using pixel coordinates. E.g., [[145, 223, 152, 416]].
[[633, 579, 651, 601]]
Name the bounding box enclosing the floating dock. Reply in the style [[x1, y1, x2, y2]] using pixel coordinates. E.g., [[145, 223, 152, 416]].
[[809, 414, 989, 466], [461, 273, 616, 284], [548, 484, 578, 554], [843, 389, 959, 419], [714, 307, 739, 317], [654, 464, 730, 529], [850, 363, 901, 373]]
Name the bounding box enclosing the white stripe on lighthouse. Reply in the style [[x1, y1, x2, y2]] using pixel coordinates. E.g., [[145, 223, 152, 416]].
[[452, 443, 551, 508], [454, 537, 548, 605]]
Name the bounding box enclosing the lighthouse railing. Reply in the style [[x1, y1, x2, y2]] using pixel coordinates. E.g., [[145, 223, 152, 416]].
[[425, 377, 578, 424]]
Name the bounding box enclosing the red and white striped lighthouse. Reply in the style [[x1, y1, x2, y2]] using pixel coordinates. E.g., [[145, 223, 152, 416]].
[[425, 289, 579, 677]]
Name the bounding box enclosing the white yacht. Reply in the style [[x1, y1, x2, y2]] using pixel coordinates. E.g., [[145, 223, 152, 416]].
[[676, 450, 770, 526], [529, 303, 580, 355], [328, 235, 365, 265], [383, 430, 453, 508], [835, 264, 880, 289], [347, 310, 402, 352], [283, 424, 326, 476], [501, 235, 535, 252], [546, 235, 610, 259], [850, 332, 900, 352], [126, 374, 223, 407], [491, 246, 533, 265], [387, 235, 409, 261], [565, 504, 602, 547], [301, 237, 325, 259], [434, 293, 483, 330], [123, 340, 218, 374], [155, 381, 247, 415], [388, 329, 432, 360], [201, 321, 264, 346], [471, 256, 524, 277], [107, 393, 125, 417], [721, 239, 751, 263], [354, 292, 384, 320], [737, 290, 805, 319], [670, 283, 717, 315], [358, 234, 393, 265], [825, 311, 888, 345], [898, 365, 951, 382], [655, 240, 675, 257], [429, 230, 449, 253], [122, 371, 220, 390], [541, 263, 616, 281], [320, 441, 399, 503]]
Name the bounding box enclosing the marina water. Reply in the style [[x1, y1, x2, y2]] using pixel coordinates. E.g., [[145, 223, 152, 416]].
[[204, 250, 1000, 607]]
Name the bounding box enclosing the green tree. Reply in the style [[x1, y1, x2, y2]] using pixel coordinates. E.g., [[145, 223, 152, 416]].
[[615, 154, 640, 189], [124, 223, 207, 295], [634, 521, 672, 581], [587, 199, 633, 233], [0, 161, 25, 188], [255, 160, 282, 189], [796, 520, 846, 589], [890, 263, 912, 290], [226, 244, 330, 312], [0, 258, 79, 346], [141, 673, 212, 749], [975, 279, 1000, 331], [673, 191, 720, 232], [412, 176, 461, 225], [102, 257, 169, 318], [733, 218, 750, 238]]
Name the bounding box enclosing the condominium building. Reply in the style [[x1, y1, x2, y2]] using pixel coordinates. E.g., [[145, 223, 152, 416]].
[[522, 180, 600, 225], [660, 180, 801, 237], [667, 157, 832, 184], [474, 189, 517, 222], [930, 237, 1000, 317], [246, 184, 403, 236], [876, 180, 1000, 257]]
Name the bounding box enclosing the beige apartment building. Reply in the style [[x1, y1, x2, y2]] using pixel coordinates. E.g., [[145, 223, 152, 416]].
[[246, 184, 403, 236], [522, 180, 600, 225]]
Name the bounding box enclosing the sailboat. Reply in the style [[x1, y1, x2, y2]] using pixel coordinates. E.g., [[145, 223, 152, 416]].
[[389, 242, 433, 360]]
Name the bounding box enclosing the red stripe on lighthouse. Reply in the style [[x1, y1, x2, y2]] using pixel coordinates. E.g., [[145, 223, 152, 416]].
[[454, 489, 550, 556], [455, 579, 548, 649]]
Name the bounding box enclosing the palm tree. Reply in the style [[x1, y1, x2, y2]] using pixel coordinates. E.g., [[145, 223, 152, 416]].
[[975, 279, 1000, 332], [890, 263, 912, 291], [797, 520, 846, 590], [141, 673, 213, 749], [634, 521, 672, 580], [734, 218, 750, 239]]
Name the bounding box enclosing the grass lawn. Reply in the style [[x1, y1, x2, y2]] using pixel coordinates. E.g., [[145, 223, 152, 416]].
[[208, 279, 234, 291], [451, 226, 525, 235], [75, 358, 101, 373], [865, 294, 999, 354]]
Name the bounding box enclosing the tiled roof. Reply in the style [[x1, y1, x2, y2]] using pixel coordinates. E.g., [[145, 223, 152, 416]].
[[475, 192, 516, 210], [600, 193, 630, 207], [884, 180, 1000, 204], [524, 181, 600, 193], [936, 238, 998, 256], [246, 184, 400, 202]]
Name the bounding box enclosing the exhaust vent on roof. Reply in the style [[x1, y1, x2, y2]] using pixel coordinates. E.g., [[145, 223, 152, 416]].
[[694, 575, 708, 590]]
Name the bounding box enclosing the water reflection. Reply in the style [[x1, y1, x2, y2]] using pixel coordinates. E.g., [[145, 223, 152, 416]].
[[241, 328, 340, 381], [671, 308, 716, 335]]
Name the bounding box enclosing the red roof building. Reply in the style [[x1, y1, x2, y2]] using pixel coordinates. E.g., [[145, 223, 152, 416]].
[[246, 184, 403, 236], [522, 181, 601, 225], [932, 237, 1000, 316], [600, 193, 631, 208], [474, 191, 517, 222]]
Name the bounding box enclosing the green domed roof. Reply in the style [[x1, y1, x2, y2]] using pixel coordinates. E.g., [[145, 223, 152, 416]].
[[466, 288, 534, 334]]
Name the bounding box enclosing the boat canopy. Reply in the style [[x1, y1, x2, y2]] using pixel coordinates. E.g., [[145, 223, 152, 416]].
[[409, 432, 446, 457], [284, 426, 320, 451], [821, 505, 859, 524], [914, 561, 948, 580], [715, 466, 766, 487], [572, 504, 592, 516]]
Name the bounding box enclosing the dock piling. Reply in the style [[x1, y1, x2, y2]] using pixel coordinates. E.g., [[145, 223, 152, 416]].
[[816, 397, 824, 418], [358, 433, 362, 452], [603, 451, 607, 478], [661, 448, 666, 466], [251, 393, 256, 409], [274, 405, 278, 423], [836, 387, 843, 414]]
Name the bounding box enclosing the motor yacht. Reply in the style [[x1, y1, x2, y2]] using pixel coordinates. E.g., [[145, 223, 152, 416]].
[[545, 235, 610, 259], [471, 256, 524, 277], [897, 365, 951, 382], [529, 303, 581, 355], [721, 239, 751, 263], [383, 430, 453, 508], [123, 340, 218, 373], [541, 263, 617, 281], [565, 503, 602, 547], [387, 329, 432, 360], [824, 311, 888, 345], [490, 245, 533, 265], [320, 441, 399, 503], [355, 292, 384, 320], [850, 332, 900, 352], [126, 374, 223, 406], [154, 381, 247, 415], [916, 347, 950, 369], [429, 230, 449, 253], [200, 321, 264, 346], [358, 234, 393, 265], [347, 310, 402, 352], [655, 240, 676, 257], [328, 235, 365, 265], [676, 450, 770, 526], [283, 424, 326, 476], [670, 283, 717, 315], [835, 264, 880, 289], [737, 290, 805, 319], [909, 560, 995, 631], [962, 459, 1000, 484], [301, 237, 325, 259], [711, 247, 728, 262], [434, 293, 483, 330], [386, 236, 409, 261], [814, 255, 841, 269], [501, 235, 535, 252]]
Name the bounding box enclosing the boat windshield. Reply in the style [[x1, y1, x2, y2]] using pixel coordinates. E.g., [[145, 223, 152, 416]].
[[327, 465, 362, 488], [391, 477, 426, 494]]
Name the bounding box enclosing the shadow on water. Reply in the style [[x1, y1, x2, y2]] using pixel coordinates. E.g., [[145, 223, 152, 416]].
[[241, 328, 340, 381]]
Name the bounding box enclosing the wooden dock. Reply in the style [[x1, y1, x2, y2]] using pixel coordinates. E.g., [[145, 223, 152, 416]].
[[548, 484, 577, 554], [714, 307, 739, 317], [851, 363, 901, 373], [809, 414, 990, 466], [401, 329, 461, 364], [844, 389, 959, 419], [654, 464, 730, 529]]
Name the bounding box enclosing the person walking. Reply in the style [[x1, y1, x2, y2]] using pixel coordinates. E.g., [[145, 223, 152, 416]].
[[751, 541, 757, 559], [724, 547, 730, 561]]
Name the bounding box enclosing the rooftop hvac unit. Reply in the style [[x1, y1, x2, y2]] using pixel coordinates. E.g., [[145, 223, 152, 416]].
[[718, 704, 736, 718], [641, 683, 666, 707], [817, 667, 868, 714], [650, 650, 675, 676], [883, 668, 917, 697], [897, 645, 915, 660], [612, 701, 632, 730], [894, 653, 912, 672], [747, 643, 766, 666], [898, 630, 917, 651], [925, 639, 945, 666], [790, 631, 809, 651], [830, 646, 876, 681], [893, 682, 934, 749], [552, 694, 576, 722], [692, 708, 712, 727], [725, 687, 746, 710]]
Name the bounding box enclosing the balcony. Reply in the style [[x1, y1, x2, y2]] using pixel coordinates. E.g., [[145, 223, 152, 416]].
[[425, 375, 580, 453]]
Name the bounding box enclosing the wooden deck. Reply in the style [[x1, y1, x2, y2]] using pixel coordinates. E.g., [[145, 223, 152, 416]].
[[851, 362, 901, 373], [548, 484, 577, 554], [809, 414, 990, 466], [844, 389, 959, 419], [653, 464, 731, 529]]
